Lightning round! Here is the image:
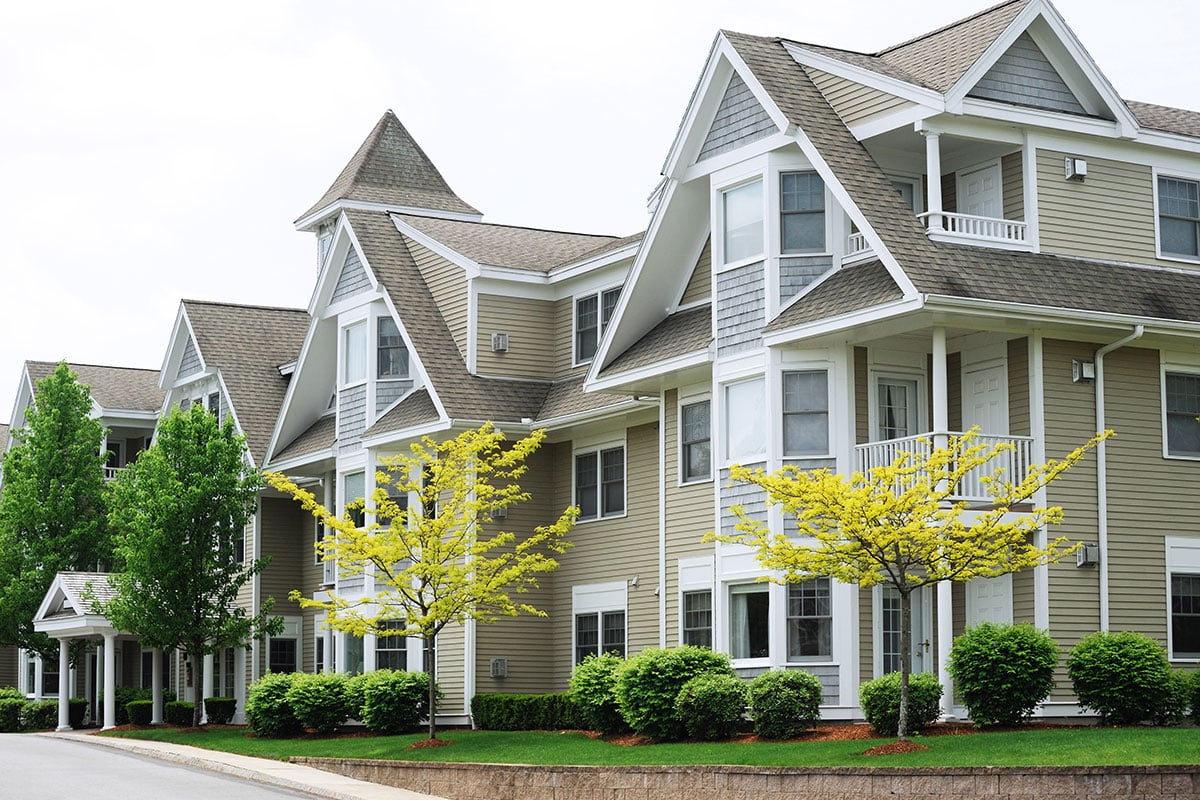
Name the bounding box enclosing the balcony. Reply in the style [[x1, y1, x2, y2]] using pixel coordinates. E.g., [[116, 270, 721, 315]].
[[855, 432, 1035, 503], [918, 211, 1030, 250], [103, 466, 125, 481]]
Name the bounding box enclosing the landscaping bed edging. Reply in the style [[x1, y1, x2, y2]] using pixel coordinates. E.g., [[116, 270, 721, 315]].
[[291, 758, 1200, 800]]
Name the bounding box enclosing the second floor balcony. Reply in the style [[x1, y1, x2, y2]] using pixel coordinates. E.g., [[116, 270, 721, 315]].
[[855, 432, 1035, 504]]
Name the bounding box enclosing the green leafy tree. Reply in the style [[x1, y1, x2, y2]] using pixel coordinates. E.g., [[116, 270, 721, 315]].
[[266, 422, 576, 740], [102, 405, 277, 727], [709, 427, 1109, 740], [0, 361, 110, 661]]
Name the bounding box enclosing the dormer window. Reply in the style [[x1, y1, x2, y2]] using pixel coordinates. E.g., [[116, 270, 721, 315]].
[[377, 317, 408, 378], [722, 180, 763, 263], [780, 172, 825, 253], [343, 322, 367, 384], [575, 288, 620, 364]]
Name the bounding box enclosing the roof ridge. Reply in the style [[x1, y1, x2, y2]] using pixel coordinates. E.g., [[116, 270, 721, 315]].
[[27, 359, 158, 374], [395, 212, 623, 240], [876, 0, 1026, 56], [182, 298, 308, 314]]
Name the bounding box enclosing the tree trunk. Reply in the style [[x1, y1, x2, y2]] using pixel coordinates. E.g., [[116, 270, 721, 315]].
[[425, 633, 437, 740], [192, 651, 203, 728], [898, 589, 912, 741]]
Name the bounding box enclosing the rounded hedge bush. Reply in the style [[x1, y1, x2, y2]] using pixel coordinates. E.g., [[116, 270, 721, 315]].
[[358, 670, 433, 735], [126, 699, 154, 726], [1155, 669, 1193, 726], [0, 697, 24, 732], [1191, 670, 1200, 725], [948, 622, 1057, 726], [204, 696, 237, 725], [286, 672, 350, 734], [614, 646, 735, 740], [22, 699, 58, 730], [69, 698, 88, 729], [165, 701, 195, 727], [673, 673, 746, 741], [246, 672, 302, 737], [747, 669, 823, 739], [858, 672, 942, 736], [1067, 631, 1169, 725], [569, 653, 628, 735]]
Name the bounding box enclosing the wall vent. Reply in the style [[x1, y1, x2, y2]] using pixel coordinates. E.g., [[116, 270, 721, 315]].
[[491, 332, 509, 353], [490, 658, 508, 678], [491, 506, 508, 520], [1076, 543, 1100, 567]]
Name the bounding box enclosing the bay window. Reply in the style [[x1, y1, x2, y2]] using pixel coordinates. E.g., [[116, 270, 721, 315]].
[[782, 370, 829, 456], [780, 171, 825, 253]]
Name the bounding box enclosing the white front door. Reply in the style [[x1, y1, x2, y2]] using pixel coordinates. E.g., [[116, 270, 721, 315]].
[[967, 573, 1013, 626], [879, 586, 933, 675], [957, 162, 1002, 219], [962, 363, 1008, 436]]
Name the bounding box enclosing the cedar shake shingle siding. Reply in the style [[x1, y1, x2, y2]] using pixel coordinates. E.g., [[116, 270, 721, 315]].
[[968, 32, 1085, 114], [778, 255, 831, 306], [715, 262, 765, 355], [698, 72, 777, 162], [331, 248, 371, 304]]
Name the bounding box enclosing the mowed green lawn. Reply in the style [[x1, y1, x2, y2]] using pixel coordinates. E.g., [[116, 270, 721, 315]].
[[106, 726, 1200, 768]]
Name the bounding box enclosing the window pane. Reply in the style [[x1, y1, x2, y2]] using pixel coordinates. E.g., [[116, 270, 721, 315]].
[[575, 452, 598, 519], [601, 288, 621, 331], [879, 379, 918, 440], [344, 322, 367, 383], [682, 400, 712, 481], [781, 172, 824, 211], [891, 180, 916, 211], [781, 211, 825, 252], [783, 371, 829, 456], [1160, 177, 1199, 218], [575, 613, 599, 664], [1166, 373, 1200, 455], [781, 172, 825, 253], [344, 471, 366, 528], [729, 586, 770, 659], [783, 371, 827, 412], [787, 579, 832, 659], [344, 635, 364, 676], [723, 181, 763, 262], [1172, 574, 1200, 658], [601, 448, 625, 516], [602, 611, 626, 658], [682, 590, 713, 648], [377, 316, 408, 377], [376, 620, 407, 671], [268, 639, 297, 673], [576, 295, 599, 362], [726, 379, 766, 461], [1162, 217, 1199, 256], [1159, 177, 1200, 257]]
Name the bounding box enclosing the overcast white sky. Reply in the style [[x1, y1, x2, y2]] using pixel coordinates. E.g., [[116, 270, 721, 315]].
[[2, 0, 1197, 423]]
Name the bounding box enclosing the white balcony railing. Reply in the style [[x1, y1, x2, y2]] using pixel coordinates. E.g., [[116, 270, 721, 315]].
[[918, 212, 1028, 246], [845, 231, 872, 259], [322, 557, 337, 586], [103, 466, 124, 480], [855, 432, 1035, 503]]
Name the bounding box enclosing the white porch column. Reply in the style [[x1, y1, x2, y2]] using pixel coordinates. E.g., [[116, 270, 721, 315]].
[[102, 633, 117, 730], [151, 648, 164, 725], [923, 131, 944, 231], [201, 652, 214, 724], [56, 639, 71, 731], [932, 326, 954, 718]]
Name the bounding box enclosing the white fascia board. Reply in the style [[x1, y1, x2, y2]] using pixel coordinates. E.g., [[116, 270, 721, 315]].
[[547, 241, 641, 283], [158, 303, 193, 388], [944, 0, 1043, 113], [264, 446, 335, 475], [264, 309, 326, 463], [958, 98, 1123, 138], [761, 297, 925, 346], [680, 132, 794, 183], [921, 293, 1200, 335], [536, 398, 656, 431], [7, 366, 33, 432], [850, 105, 936, 142], [99, 409, 159, 425], [914, 113, 1027, 147], [1136, 129, 1200, 158], [170, 368, 216, 390], [585, 348, 712, 395], [388, 214, 482, 279], [32, 576, 66, 622], [782, 42, 945, 108], [362, 418, 453, 450], [214, 370, 255, 469], [474, 266, 550, 286], [295, 199, 482, 231], [661, 33, 728, 179], [307, 212, 350, 316]]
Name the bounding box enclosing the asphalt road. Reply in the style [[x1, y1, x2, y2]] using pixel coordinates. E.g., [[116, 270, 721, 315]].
[[0, 734, 317, 799]]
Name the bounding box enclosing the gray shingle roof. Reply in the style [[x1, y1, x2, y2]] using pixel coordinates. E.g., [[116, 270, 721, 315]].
[[766, 261, 903, 332], [347, 210, 552, 424], [1127, 101, 1200, 139], [395, 214, 631, 273], [365, 388, 441, 438], [27, 361, 163, 413], [600, 305, 713, 378], [273, 414, 336, 463], [535, 376, 629, 422], [299, 110, 480, 222], [58, 571, 117, 606], [183, 301, 309, 466]]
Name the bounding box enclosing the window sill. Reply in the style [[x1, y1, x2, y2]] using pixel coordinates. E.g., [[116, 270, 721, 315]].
[[715, 255, 766, 274], [575, 512, 628, 525], [1156, 250, 1200, 266], [1163, 452, 1200, 461], [679, 477, 714, 488]]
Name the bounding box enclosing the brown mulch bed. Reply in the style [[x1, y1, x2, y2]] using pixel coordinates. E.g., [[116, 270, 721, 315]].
[[863, 740, 931, 756], [408, 738, 454, 750]]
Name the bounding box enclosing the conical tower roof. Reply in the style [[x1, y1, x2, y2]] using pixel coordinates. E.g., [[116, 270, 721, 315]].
[[298, 110, 480, 223]]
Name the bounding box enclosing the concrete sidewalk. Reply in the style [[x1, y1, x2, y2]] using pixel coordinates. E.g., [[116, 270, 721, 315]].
[[41, 730, 445, 800]]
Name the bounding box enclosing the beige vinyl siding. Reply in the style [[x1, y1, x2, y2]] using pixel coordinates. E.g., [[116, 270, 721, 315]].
[[474, 447, 559, 695], [941, 173, 957, 214], [806, 69, 915, 126], [1008, 338, 1035, 624], [663, 389, 717, 647], [554, 296, 588, 379], [405, 238, 469, 358], [301, 525, 325, 674], [545, 424, 661, 690], [475, 294, 555, 380], [254, 497, 309, 683], [858, 587, 872, 687], [436, 622, 467, 715], [1002, 151, 1024, 221], [1035, 150, 1168, 266], [854, 347, 868, 444], [679, 239, 712, 306]]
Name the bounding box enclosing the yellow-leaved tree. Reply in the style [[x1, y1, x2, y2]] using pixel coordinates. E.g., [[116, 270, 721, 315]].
[[708, 427, 1111, 740], [266, 423, 576, 740]]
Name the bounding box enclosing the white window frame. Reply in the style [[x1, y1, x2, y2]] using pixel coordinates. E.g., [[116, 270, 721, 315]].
[[1162, 365, 1200, 460], [267, 616, 302, 674], [572, 582, 627, 665], [717, 176, 765, 270], [785, 578, 833, 663], [341, 319, 368, 387], [1166, 536, 1200, 662], [678, 395, 713, 485], [374, 619, 409, 671], [868, 371, 926, 443], [343, 470, 367, 527], [573, 440, 626, 523], [781, 368, 832, 459], [727, 582, 771, 664], [681, 589, 713, 649], [779, 170, 827, 255], [376, 315, 409, 379], [572, 286, 622, 366], [1154, 167, 1200, 264], [722, 376, 767, 466]]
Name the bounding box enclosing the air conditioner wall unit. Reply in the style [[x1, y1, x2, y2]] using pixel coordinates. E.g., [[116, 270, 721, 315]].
[[491, 332, 509, 353]]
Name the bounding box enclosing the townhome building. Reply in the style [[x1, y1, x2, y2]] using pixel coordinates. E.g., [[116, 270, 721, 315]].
[[10, 0, 1200, 727]]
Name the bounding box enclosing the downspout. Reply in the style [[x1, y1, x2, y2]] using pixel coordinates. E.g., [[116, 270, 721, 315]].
[[1094, 325, 1143, 632], [658, 390, 667, 648]]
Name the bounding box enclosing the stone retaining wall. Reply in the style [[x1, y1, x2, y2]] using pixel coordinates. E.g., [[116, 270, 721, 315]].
[[292, 758, 1200, 800]]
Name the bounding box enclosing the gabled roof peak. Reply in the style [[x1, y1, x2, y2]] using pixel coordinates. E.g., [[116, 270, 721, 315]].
[[298, 110, 481, 225]]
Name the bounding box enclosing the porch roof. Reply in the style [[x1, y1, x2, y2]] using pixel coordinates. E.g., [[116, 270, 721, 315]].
[[33, 572, 128, 640]]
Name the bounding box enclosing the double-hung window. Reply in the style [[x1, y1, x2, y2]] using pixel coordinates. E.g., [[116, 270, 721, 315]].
[[682, 590, 713, 648], [575, 446, 625, 520], [725, 378, 767, 463], [343, 321, 367, 384], [377, 316, 408, 378], [1165, 372, 1200, 457], [780, 172, 825, 253], [680, 400, 712, 482], [787, 579, 832, 659], [1171, 574, 1200, 659], [723, 180, 763, 263], [268, 637, 297, 674], [782, 370, 829, 456], [344, 471, 366, 528], [574, 611, 626, 663], [575, 288, 621, 363], [1158, 176, 1200, 259], [375, 620, 408, 671]]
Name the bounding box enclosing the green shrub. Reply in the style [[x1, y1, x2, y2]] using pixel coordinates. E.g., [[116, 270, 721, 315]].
[[673, 673, 746, 741], [165, 701, 195, 726], [0, 686, 23, 701], [286, 672, 349, 734], [1068, 631, 1170, 725], [246, 672, 302, 737], [359, 671, 437, 735], [69, 698, 88, 728], [126, 699, 154, 726], [747, 669, 823, 739], [569, 653, 628, 734], [948, 623, 1058, 726], [0, 698, 24, 732], [22, 699, 58, 730], [1192, 670, 1200, 725], [204, 696, 237, 725], [470, 691, 580, 732], [858, 672, 943, 736], [1154, 670, 1193, 726], [344, 673, 368, 720], [614, 646, 735, 740]]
